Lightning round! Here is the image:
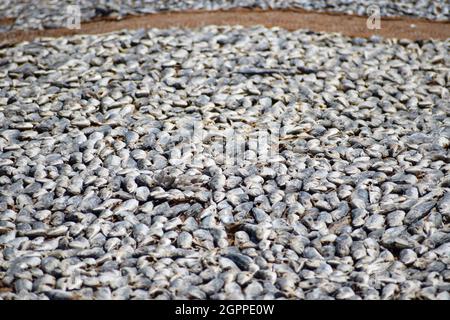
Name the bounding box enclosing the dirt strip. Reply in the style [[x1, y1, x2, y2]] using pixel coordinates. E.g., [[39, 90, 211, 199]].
[[1, 8, 449, 46]]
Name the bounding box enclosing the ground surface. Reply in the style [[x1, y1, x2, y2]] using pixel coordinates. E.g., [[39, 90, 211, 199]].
[[1, 9, 450, 47], [0, 0, 448, 32], [0, 25, 449, 300]]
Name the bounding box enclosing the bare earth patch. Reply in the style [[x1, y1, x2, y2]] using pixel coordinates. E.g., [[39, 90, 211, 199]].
[[1, 8, 449, 46]]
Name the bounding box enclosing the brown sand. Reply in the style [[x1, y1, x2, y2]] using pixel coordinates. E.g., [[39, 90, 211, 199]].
[[0, 8, 449, 47]]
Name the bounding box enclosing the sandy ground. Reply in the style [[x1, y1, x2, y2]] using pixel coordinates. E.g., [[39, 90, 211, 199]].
[[1, 8, 449, 46]]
